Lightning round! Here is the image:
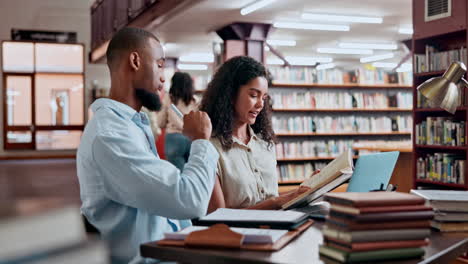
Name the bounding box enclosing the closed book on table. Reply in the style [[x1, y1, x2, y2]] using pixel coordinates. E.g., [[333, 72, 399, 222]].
[[326, 218, 431, 231], [329, 209, 434, 222], [319, 245, 425, 263], [156, 220, 313, 251], [434, 211, 468, 222], [431, 220, 468, 232], [411, 190, 468, 212], [330, 204, 432, 215], [192, 208, 308, 230], [323, 226, 430, 243], [324, 237, 429, 252], [324, 192, 425, 207]]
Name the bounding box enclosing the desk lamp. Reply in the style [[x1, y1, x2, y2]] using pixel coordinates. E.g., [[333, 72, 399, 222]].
[[417, 61, 468, 114]]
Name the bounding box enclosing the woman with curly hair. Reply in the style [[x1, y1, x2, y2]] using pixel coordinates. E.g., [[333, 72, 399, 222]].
[[200, 56, 310, 212]]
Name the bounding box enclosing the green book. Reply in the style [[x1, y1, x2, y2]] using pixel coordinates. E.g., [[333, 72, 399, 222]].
[[319, 245, 424, 263]]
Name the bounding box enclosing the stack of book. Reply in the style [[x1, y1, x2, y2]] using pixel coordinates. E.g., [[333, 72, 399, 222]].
[[411, 190, 468, 232], [319, 192, 433, 263]]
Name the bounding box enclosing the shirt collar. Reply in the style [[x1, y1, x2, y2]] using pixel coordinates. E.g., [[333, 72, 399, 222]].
[[232, 126, 258, 146], [91, 98, 149, 125]]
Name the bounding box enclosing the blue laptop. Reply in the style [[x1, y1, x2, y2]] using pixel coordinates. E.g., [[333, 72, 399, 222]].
[[347, 151, 400, 192]]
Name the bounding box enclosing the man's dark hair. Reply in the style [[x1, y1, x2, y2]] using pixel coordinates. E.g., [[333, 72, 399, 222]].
[[169, 72, 195, 106], [199, 56, 276, 150], [106, 27, 160, 69]]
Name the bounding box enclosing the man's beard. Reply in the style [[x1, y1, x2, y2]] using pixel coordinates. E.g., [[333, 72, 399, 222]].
[[135, 88, 162, 111]]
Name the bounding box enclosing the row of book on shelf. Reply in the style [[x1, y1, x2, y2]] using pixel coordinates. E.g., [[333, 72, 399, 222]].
[[276, 140, 411, 160], [269, 66, 412, 85], [414, 45, 467, 73], [277, 162, 328, 181], [272, 115, 412, 134], [416, 153, 466, 185], [415, 117, 466, 146], [271, 91, 412, 110], [417, 84, 465, 108]]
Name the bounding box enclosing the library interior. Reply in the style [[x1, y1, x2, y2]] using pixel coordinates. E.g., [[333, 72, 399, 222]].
[[1, 0, 468, 263]]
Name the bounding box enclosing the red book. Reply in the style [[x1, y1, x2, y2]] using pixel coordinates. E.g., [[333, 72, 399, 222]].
[[324, 237, 429, 252]]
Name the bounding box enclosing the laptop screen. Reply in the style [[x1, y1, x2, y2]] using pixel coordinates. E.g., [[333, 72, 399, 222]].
[[346, 151, 400, 192]]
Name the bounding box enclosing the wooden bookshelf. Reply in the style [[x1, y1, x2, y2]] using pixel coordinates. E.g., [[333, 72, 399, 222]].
[[276, 132, 411, 137], [415, 145, 467, 150], [271, 83, 412, 89], [415, 179, 467, 189], [413, 70, 446, 78], [273, 108, 412, 112], [412, 0, 468, 191], [414, 107, 468, 112], [270, 71, 413, 183], [277, 156, 359, 162], [278, 180, 303, 185]]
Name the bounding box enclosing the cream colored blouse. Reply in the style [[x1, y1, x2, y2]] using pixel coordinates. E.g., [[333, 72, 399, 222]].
[[210, 126, 279, 208]]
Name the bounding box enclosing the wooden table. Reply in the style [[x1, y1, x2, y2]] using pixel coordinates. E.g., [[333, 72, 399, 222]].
[[141, 222, 468, 264]]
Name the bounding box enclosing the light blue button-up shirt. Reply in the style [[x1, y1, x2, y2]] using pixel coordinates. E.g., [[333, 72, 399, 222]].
[[77, 98, 218, 264]]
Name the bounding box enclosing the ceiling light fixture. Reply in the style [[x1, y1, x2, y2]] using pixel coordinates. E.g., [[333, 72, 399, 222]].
[[360, 53, 394, 63], [316, 63, 336, 70], [266, 39, 297, 46], [302, 13, 383, 24], [179, 53, 214, 63], [177, 64, 208, 70], [398, 27, 413, 34], [273, 22, 349, 31], [240, 0, 278, 15], [317, 48, 373, 55], [286, 56, 333, 66], [372, 62, 398, 68], [266, 58, 284, 65], [339, 42, 397, 50]]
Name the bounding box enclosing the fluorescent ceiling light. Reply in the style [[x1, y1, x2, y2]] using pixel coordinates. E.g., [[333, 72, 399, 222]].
[[273, 22, 349, 31], [302, 13, 383, 24], [179, 53, 214, 63], [316, 63, 336, 70], [398, 27, 413, 34], [372, 62, 397, 68], [360, 53, 394, 63], [339, 42, 397, 50], [177, 64, 208, 70], [317, 48, 373, 55], [266, 58, 284, 65], [396, 63, 412, 72], [241, 0, 278, 15], [266, 39, 297, 46], [284, 56, 333, 66]]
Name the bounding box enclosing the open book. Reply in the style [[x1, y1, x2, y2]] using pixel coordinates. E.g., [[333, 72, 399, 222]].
[[281, 150, 354, 210]]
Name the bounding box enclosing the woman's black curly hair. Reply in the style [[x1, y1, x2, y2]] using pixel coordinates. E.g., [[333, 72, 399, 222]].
[[169, 71, 195, 106], [200, 56, 276, 150]]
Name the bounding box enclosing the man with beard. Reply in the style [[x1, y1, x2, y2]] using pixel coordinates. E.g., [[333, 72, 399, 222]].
[[77, 27, 218, 264]]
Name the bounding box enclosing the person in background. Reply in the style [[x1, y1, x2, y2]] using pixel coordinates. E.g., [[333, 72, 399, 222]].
[[199, 56, 310, 213], [77, 27, 218, 264], [158, 72, 198, 170]]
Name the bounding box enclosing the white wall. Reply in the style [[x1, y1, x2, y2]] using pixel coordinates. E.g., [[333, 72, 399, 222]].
[[0, 0, 110, 155]]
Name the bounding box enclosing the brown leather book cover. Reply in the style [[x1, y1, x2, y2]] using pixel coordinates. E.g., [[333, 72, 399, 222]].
[[329, 209, 434, 222], [157, 220, 313, 251], [324, 237, 429, 252], [324, 192, 425, 207], [326, 218, 431, 231], [331, 204, 432, 215]]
